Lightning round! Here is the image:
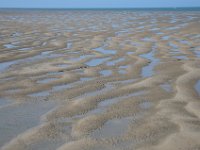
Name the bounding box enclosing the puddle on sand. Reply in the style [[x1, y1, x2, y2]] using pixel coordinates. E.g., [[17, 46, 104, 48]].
[[100, 70, 112, 76], [0, 98, 12, 109], [194, 50, 200, 58], [38, 51, 64, 58], [139, 101, 152, 109], [195, 80, 200, 96], [150, 28, 160, 31], [106, 58, 124, 66], [166, 26, 181, 31], [69, 55, 90, 62], [67, 43, 72, 49], [118, 70, 126, 74], [86, 107, 104, 116], [119, 65, 128, 69], [127, 51, 135, 55], [47, 71, 64, 76], [94, 47, 116, 55], [56, 64, 68, 68], [0, 60, 20, 73], [37, 78, 58, 84], [193, 47, 200, 58], [173, 55, 188, 60], [160, 83, 173, 92], [0, 100, 56, 147], [80, 77, 92, 82], [29, 90, 50, 97], [169, 51, 181, 55], [142, 37, 154, 42], [178, 40, 190, 45], [6, 88, 21, 94], [4, 44, 17, 49], [156, 32, 164, 35], [0, 50, 65, 73], [140, 48, 160, 78], [169, 42, 178, 49], [28, 137, 65, 150], [41, 51, 53, 55], [85, 57, 109, 67], [90, 116, 133, 139], [19, 47, 33, 51], [162, 35, 170, 40]]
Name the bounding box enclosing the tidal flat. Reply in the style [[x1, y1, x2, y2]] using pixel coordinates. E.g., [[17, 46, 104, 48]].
[[0, 9, 200, 150]]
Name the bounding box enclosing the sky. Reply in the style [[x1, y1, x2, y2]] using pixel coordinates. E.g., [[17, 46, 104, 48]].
[[0, 0, 200, 8]]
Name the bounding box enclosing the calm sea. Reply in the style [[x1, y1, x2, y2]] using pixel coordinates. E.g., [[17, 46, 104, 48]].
[[0, 7, 200, 12]]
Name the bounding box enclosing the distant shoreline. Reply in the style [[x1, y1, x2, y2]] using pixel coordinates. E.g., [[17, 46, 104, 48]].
[[0, 7, 200, 11]]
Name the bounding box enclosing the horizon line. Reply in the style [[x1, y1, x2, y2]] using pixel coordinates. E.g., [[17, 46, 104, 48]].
[[0, 6, 200, 9]]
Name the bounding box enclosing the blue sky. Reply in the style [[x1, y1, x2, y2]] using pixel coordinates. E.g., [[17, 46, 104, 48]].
[[0, 0, 200, 8]]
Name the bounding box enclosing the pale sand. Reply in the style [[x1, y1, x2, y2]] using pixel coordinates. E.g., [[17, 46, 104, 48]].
[[0, 10, 200, 150]]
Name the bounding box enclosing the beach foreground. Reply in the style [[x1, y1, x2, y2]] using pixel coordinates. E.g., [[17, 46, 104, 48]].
[[0, 10, 200, 150]]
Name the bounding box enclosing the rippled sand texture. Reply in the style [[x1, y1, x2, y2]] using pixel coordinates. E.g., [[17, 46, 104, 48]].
[[0, 10, 200, 150]]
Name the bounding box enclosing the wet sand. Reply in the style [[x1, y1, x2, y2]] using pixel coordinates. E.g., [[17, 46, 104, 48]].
[[0, 10, 200, 150]]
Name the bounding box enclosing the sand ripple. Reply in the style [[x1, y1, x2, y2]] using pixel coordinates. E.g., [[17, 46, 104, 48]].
[[0, 10, 200, 150]]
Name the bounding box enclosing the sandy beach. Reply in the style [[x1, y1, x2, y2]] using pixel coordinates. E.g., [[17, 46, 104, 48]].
[[0, 9, 200, 150]]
